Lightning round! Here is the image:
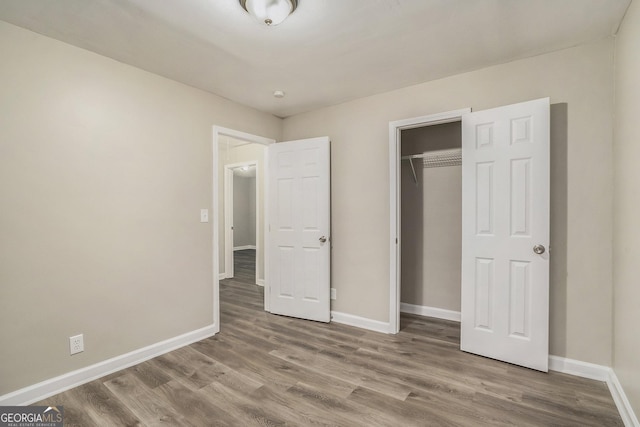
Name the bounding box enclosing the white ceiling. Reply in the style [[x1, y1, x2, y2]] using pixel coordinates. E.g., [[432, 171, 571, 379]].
[[0, 0, 631, 118]]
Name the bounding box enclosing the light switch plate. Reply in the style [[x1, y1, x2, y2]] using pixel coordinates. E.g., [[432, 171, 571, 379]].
[[200, 209, 209, 223]]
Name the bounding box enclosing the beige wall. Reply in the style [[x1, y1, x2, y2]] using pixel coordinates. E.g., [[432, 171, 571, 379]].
[[613, 0, 640, 417], [0, 21, 281, 395], [400, 123, 461, 311], [283, 39, 615, 365], [232, 175, 256, 248], [218, 141, 266, 283], [401, 165, 462, 311]]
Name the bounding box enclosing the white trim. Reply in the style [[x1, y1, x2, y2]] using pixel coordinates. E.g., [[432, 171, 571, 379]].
[[255, 159, 263, 289], [263, 147, 271, 312], [234, 245, 257, 251], [218, 273, 226, 280], [257, 279, 265, 287], [400, 303, 461, 322], [548, 355, 610, 381], [330, 311, 391, 334], [547, 356, 638, 426], [213, 126, 275, 332], [388, 108, 471, 334], [608, 369, 640, 427], [224, 166, 234, 279], [0, 325, 217, 406]]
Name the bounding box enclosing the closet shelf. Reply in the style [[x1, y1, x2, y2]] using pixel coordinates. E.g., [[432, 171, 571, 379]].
[[402, 148, 462, 184], [403, 148, 462, 168]]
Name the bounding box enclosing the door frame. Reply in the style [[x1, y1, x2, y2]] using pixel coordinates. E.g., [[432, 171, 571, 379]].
[[212, 126, 275, 333], [223, 160, 259, 284], [388, 108, 470, 334]]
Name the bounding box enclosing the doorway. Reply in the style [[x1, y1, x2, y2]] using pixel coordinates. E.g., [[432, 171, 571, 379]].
[[389, 99, 550, 371], [212, 126, 275, 333], [224, 161, 259, 284], [399, 121, 463, 326], [388, 108, 470, 334]]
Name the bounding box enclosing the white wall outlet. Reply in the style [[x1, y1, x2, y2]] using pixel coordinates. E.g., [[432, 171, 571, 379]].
[[200, 209, 209, 223], [330, 288, 337, 300], [69, 334, 84, 355]]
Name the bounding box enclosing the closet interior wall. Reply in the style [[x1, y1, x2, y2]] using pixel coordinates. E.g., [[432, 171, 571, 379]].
[[400, 121, 462, 313]]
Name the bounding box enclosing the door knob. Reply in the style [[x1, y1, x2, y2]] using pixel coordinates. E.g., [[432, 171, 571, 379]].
[[533, 244, 546, 255], [319, 236, 327, 243]]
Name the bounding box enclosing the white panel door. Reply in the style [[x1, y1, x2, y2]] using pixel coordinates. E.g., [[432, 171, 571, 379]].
[[461, 98, 550, 371], [268, 137, 330, 322]]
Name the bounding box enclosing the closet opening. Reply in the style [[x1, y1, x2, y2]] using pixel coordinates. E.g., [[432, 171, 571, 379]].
[[399, 122, 462, 331], [388, 108, 470, 334], [390, 100, 551, 369]]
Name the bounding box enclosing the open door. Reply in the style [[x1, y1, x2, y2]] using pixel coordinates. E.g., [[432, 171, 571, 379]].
[[267, 137, 331, 322], [461, 98, 550, 371]]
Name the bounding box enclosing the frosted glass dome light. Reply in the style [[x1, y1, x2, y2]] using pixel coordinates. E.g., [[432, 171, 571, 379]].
[[240, 0, 298, 26]]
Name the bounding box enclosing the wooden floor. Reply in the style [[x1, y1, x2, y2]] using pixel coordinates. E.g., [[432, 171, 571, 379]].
[[35, 249, 623, 426]]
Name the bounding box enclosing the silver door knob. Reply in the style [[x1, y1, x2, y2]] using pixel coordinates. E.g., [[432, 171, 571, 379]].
[[319, 236, 327, 243], [533, 244, 546, 255]]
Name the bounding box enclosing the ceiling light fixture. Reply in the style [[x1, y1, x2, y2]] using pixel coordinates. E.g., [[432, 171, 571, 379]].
[[239, 0, 298, 26]]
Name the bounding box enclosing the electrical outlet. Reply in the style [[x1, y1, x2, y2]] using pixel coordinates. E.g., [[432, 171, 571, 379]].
[[69, 334, 84, 355], [330, 288, 337, 300]]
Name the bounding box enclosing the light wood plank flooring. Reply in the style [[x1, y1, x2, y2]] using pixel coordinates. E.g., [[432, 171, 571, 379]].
[[35, 249, 623, 426]]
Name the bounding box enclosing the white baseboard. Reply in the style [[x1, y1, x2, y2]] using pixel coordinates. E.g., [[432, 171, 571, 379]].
[[330, 311, 391, 334], [548, 356, 638, 426], [218, 273, 226, 280], [0, 324, 217, 406], [233, 245, 256, 251], [608, 369, 640, 427], [256, 279, 265, 287], [400, 303, 461, 322], [548, 355, 610, 381]]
